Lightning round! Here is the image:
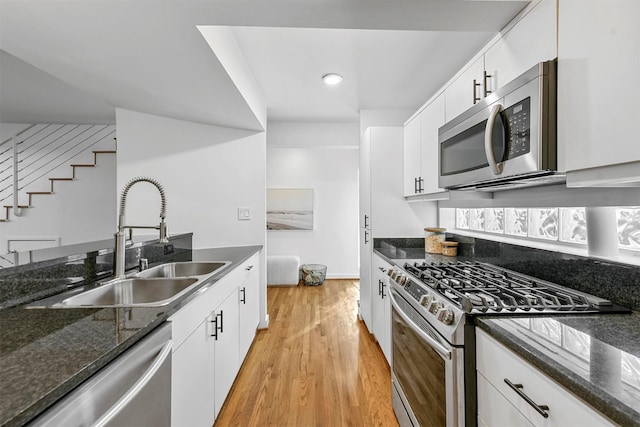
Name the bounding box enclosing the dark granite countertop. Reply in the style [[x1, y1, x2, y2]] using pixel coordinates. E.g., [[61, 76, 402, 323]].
[[0, 245, 262, 427], [373, 241, 640, 426]]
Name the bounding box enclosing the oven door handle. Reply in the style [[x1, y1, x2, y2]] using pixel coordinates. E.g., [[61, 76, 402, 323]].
[[484, 103, 505, 176], [390, 291, 452, 360]]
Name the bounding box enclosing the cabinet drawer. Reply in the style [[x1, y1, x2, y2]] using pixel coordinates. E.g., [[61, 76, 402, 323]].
[[169, 269, 239, 349], [476, 329, 615, 427], [236, 253, 259, 284], [477, 371, 534, 427], [372, 254, 392, 277]]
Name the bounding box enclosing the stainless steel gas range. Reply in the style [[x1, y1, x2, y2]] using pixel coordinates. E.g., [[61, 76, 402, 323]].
[[388, 260, 630, 427]]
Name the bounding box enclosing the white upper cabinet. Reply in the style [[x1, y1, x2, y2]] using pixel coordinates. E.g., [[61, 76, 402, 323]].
[[404, 94, 446, 197], [420, 94, 447, 195], [444, 0, 557, 124], [445, 56, 486, 122], [484, 0, 557, 93], [368, 127, 424, 236], [557, 0, 640, 186], [403, 116, 422, 197]]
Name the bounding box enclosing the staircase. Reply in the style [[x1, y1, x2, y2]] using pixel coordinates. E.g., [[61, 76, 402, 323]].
[[0, 124, 117, 260], [0, 124, 116, 222], [2, 149, 116, 222]]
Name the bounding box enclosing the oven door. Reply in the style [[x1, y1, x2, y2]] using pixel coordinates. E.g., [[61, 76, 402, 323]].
[[390, 289, 465, 427]]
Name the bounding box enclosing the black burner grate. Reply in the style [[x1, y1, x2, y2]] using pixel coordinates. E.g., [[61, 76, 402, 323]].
[[403, 261, 603, 314]]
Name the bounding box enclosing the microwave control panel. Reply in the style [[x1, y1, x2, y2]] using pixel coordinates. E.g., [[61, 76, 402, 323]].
[[504, 97, 531, 159]]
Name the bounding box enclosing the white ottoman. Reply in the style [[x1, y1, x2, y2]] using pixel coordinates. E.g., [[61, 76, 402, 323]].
[[267, 255, 301, 286]]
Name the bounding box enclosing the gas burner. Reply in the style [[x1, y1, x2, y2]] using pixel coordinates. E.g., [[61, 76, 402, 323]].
[[399, 260, 619, 314]]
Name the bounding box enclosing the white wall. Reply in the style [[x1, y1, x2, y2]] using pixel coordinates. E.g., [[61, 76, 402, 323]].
[[115, 108, 268, 325], [267, 121, 360, 278], [359, 109, 413, 136]]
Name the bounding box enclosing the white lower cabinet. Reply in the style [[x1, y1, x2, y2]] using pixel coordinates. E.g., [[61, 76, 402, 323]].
[[170, 253, 260, 427], [213, 289, 240, 418], [476, 329, 615, 427], [238, 254, 260, 361], [372, 254, 392, 365]]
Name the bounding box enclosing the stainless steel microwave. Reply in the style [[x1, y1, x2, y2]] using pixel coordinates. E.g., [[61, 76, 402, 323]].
[[438, 60, 565, 191]]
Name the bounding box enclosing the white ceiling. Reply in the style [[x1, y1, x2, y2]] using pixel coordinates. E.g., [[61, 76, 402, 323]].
[[0, 0, 529, 128]]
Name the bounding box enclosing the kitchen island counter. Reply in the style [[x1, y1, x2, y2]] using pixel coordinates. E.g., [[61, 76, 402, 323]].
[[0, 244, 262, 427]]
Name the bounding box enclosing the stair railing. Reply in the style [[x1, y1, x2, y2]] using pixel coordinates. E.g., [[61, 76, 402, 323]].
[[0, 124, 36, 217], [0, 124, 116, 215]]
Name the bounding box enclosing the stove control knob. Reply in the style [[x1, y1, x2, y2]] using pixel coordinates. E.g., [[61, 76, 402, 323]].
[[428, 301, 444, 314], [389, 270, 397, 280], [437, 307, 455, 325], [419, 294, 433, 307], [395, 274, 405, 285]]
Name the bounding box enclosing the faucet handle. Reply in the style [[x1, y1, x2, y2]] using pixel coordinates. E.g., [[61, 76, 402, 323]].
[[139, 258, 149, 271]]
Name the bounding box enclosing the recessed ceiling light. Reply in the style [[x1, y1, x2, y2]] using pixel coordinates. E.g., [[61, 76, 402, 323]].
[[322, 73, 343, 85]]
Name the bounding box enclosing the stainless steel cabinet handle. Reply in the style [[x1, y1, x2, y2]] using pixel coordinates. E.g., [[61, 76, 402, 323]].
[[473, 79, 481, 104], [418, 177, 424, 193], [378, 266, 387, 273], [483, 70, 492, 97], [504, 378, 550, 418], [240, 287, 246, 304], [246, 265, 254, 271], [364, 231, 369, 245], [364, 215, 369, 228], [93, 339, 172, 427], [217, 310, 224, 334], [484, 103, 504, 175], [381, 282, 386, 299], [210, 316, 218, 339]]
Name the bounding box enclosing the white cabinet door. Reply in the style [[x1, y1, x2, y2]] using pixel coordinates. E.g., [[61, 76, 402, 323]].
[[172, 321, 215, 427], [213, 288, 240, 418], [419, 94, 446, 194], [403, 116, 422, 196], [359, 129, 372, 229], [370, 127, 424, 237], [359, 227, 373, 332], [557, 0, 640, 182], [484, 0, 557, 92], [238, 257, 259, 360], [445, 56, 485, 122], [372, 254, 392, 365]]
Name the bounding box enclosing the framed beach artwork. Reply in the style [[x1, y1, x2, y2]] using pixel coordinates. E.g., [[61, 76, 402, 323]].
[[266, 188, 314, 231]]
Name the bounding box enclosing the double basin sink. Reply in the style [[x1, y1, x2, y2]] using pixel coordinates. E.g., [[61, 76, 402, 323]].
[[53, 261, 229, 308]]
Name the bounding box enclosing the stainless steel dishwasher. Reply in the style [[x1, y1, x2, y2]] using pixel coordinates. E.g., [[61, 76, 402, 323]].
[[29, 323, 172, 427]]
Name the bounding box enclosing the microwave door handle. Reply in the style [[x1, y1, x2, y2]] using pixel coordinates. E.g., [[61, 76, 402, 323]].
[[484, 103, 504, 175]]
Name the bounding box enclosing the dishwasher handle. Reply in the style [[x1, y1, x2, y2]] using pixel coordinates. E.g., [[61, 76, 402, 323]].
[[93, 339, 172, 427]]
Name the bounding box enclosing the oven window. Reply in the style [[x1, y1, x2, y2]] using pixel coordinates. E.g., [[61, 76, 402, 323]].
[[392, 306, 446, 427], [440, 120, 490, 176]]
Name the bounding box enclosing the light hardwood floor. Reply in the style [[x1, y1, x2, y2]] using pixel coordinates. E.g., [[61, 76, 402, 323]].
[[215, 279, 399, 427]]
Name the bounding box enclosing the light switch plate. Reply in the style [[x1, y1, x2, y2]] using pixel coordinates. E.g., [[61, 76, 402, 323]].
[[237, 208, 251, 220]]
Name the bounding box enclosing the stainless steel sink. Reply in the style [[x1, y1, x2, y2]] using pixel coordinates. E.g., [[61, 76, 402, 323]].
[[135, 261, 230, 279], [56, 277, 199, 307]]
